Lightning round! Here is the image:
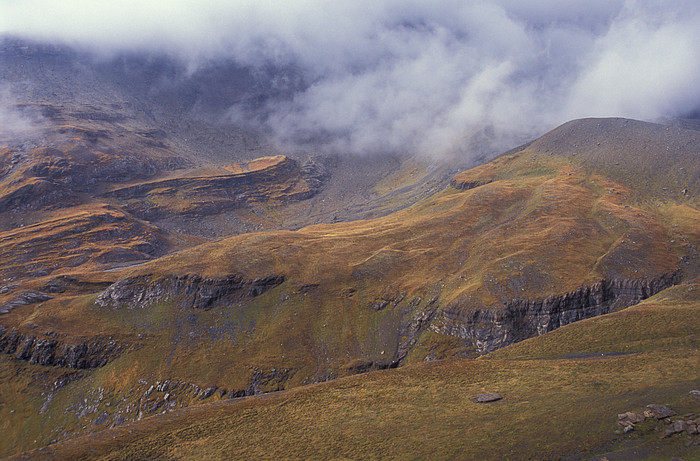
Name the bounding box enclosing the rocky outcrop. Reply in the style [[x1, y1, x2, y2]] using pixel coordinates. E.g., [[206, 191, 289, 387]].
[[434, 271, 682, 354], [0, 325, 126, 368], [95, 273, 286, 310], [0, 290, 52, 314], [449, 178, 492, 191], [616, 403, 699, 442], [395, 296, 439, 364]]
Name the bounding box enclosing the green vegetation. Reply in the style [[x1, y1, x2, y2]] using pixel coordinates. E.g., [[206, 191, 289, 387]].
[[18, 281, 699, 460], [1, 119, 698, 458]]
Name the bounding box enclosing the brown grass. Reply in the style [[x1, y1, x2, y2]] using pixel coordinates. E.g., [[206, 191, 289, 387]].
[[16, 281, 699, 460], [1, 146, 697, 459]]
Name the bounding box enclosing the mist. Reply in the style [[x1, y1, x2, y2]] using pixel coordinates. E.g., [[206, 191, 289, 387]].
[[1, 0, 699, 156], [0, 85, 46, 144]]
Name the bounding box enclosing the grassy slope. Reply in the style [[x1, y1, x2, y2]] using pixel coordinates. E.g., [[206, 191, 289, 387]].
[[7, 150, 685, 385], [15, 281, 699, 460], [1, 118, 698, 457]]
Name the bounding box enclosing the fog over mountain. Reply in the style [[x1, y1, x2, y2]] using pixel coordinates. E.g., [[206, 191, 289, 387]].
[[1, 0, 699, 156]]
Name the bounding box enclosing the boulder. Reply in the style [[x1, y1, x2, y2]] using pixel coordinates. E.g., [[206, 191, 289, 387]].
[[617, 411, 645, 426], [199, 387, 218, 400], [473, 393, 503, 403], [644, 404, 677, 420], [663, 421, 687, 438]]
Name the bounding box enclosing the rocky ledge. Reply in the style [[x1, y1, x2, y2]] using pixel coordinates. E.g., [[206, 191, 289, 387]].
[[0, 325, 127, 368], [95, 273, 286, 310], [449, 178, 492, 190], [101, 156, 327, 220], [434, 270, 682, 354]]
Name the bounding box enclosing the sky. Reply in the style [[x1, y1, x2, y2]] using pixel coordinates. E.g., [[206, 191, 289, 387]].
[[1, 0, 699, 156]]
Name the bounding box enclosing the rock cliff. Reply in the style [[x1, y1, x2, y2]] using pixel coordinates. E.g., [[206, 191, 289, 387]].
[[0, 326, 127, 368], [434, 270, 682, 353], [95, 273, 286, 310]]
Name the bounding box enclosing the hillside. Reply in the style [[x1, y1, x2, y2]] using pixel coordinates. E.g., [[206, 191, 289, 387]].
[[0, 117, 697, 457], [13, 280, 699, 460], [0, 38, 463, 233]]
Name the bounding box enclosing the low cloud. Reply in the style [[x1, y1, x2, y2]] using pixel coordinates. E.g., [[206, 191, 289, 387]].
[[1, 0, 699, 156], [0, 85, 46, 143]]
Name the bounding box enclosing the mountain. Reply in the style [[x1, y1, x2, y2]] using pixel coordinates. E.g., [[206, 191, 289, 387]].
[[0, 103, 697, 457], [0, 38, 461, 237]]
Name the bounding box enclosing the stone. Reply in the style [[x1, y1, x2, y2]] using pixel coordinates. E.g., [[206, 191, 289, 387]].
[[473, 393, 502, 403], [663, 421, 687, 438], [623, 425, 634, 433], [199, 387, 218, 400], [644, 404, 677, 420], [673, 421, 688, 433], [618, 411, 645, 424], [690, 390, 700, 398], [96, 274, 285, 311]]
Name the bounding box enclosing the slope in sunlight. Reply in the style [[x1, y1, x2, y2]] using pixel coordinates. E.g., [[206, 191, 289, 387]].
[[16, 280, 699, 461], [1, 117, 697, 457]]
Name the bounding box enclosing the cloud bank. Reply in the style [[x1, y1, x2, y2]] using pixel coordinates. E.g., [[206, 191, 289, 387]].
[[1, 0, 699, 156]]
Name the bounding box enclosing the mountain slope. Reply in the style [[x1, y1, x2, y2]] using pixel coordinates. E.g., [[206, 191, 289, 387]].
[[14, 281, 698, 460], [0, 117, 697, 456]]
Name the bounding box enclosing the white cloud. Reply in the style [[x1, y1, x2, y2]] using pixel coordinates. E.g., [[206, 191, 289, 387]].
[[0, 85, 45, 141], [1, 0, 699, 156]]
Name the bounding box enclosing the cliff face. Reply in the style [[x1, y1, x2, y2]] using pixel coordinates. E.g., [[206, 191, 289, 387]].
[[0, 326, 126, 368], [449, 178, 491, 191], [95, 273, 286, 310], [434, 271, 682, 354]]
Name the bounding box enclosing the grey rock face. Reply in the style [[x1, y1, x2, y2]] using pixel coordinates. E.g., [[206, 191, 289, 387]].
[[0, 325, 126, 368], [449, 178, 492, 190], [434, 270, 681, 354], [95, 273, 285, 310], [0, 290, 52, 314]]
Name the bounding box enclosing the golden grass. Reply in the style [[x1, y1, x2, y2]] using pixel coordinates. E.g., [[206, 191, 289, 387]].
[[20, 335, 699, 459], [2, 148, 697, 459], [223, 155, 287, 174]]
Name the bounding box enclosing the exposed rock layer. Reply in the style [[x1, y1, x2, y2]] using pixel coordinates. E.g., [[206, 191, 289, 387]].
[[0, 326, 126, 368], [435, 271, 682, 353], [95, 273, 286, 310], [449, 178, 492, 190], [102, 156, 327, 220]]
